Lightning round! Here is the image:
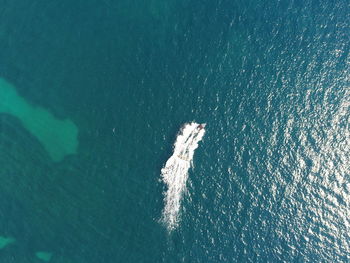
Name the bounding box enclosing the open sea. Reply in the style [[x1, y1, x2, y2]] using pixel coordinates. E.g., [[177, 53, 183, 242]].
[[0, 0, 349, 262]]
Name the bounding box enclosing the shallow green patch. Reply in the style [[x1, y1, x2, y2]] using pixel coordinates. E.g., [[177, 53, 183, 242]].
[[0, 78, 78, 161], [0, 236, 15, 249], [35, 251, 53, 262]]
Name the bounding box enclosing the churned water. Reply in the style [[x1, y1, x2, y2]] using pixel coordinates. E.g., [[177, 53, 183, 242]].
[[161, 122, 206, 231], [0, 0, 349, 262]]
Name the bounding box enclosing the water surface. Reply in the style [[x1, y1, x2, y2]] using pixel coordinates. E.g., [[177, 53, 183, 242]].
[[0, 0, 349, 262]]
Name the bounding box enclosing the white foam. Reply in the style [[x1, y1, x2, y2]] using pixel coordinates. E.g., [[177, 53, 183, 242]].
[[161, 122, 206, 231]]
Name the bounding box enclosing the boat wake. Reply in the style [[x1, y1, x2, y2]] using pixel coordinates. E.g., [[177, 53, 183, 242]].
[[161, 122, 206, 231]]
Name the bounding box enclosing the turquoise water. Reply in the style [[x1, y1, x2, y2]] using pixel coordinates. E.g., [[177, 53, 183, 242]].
[[0, 0, 349, 262]]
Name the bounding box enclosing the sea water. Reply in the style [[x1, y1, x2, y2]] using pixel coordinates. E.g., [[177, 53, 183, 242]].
[[0, 0, 349, 262]]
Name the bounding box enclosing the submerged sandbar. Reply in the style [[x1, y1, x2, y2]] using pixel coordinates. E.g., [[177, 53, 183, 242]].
[[0, 236, 15, 249], [0, 78, 78, 161]]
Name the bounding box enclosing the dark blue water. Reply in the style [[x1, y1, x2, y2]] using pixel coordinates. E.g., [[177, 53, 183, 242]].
[[0, 0, 349, 262]]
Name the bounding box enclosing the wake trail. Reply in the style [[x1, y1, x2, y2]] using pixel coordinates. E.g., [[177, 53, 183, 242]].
[[161, 122, 206, 231]]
